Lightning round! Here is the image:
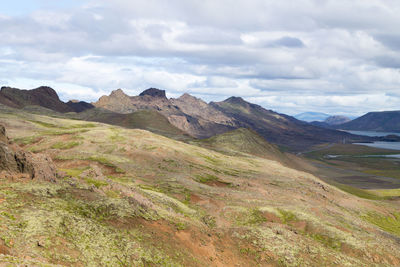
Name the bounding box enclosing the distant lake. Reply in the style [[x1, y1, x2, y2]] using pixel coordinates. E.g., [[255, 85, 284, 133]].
[[340, 130, 400, 150], [354, 142, 400, 150], [344, 130, 400, 137]]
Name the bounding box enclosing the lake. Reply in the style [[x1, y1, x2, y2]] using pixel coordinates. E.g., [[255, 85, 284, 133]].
[[353, 142, 400, 150], [342, 130, 400, 150], [344, 130, 400, 137]]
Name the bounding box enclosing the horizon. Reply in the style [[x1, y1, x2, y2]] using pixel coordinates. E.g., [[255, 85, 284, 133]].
[[1, 1, 400, 116]]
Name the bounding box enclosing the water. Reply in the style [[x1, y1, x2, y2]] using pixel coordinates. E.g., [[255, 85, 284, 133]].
[[340, 130, 400, 150], [354, 141, 400, 150], [344, 130, 400, 137]]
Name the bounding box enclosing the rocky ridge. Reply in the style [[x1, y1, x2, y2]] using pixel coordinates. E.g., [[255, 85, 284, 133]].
[[93, 88, 235, 138]]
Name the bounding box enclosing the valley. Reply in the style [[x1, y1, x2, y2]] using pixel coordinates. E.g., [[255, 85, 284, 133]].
[[0, 87, 400, 266]]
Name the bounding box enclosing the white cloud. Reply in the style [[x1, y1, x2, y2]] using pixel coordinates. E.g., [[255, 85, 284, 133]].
[[1, 0, 400, 115]]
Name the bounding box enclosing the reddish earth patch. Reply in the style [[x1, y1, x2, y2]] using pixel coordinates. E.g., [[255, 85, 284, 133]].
[[263, 211, 282, 223], [0, 239, 10, 255], [189, 193, 202, 203]]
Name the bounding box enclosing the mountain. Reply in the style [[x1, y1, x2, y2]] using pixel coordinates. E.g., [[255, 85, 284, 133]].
[[0, 86, 72, 113], [0, 86, 93, 113], [324, 115, 351, 125], [295, 112, 330, 122], [310, 115, 352, 128], [0, 86, 373, 151], [210, 97, 370, 151], [93, 88, 235, 138], [337, 110, 400, 132]]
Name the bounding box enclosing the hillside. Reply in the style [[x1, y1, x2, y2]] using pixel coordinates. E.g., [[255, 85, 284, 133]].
[[73, 108, 191, 141], [1, 108, 400, 266], [210, 97, 370, 151], [338, 110, 400, 132]]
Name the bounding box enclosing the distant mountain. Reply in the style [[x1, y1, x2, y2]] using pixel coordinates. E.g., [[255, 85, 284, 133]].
[[310, 115, 352, 128], [0, 86, 93, 113], [295, 112, 330, 122], [93, 88, 235, 138], [210, 97, 369, 151], [325, 115, 351, 125], [337, 110, 400, 132]]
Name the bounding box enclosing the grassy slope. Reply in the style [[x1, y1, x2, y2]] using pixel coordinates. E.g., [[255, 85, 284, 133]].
[[0, 111, 400, 266]]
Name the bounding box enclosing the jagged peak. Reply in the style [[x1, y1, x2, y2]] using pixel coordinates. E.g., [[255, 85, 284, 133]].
[[139, 88, 166, 98], [223, 96, 247, 105], [110, 88, 129, 97], [178, 93, 201, 101]]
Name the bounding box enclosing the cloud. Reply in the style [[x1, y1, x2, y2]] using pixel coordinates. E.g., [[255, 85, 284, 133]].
[[0, 0, 400, 115]]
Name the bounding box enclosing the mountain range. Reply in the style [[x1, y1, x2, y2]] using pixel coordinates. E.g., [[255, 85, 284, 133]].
[[0, 86, 373, 151]]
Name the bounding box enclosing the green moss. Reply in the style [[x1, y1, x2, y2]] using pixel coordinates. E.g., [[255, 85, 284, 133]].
[[363, 212, 400, 237], [174, 221, 187, 231], [51, 141, 80, 150], [85, 178, 109, 188], [278, 209, 298, 224], [28, 120, 59, 128], [13, 135, 41, 145], [333, 183, 384, 200], [195, 174, 219, 183], [309, 233, 342, 250], [1, 211, 16, 221], [60, 167, 89, 177]]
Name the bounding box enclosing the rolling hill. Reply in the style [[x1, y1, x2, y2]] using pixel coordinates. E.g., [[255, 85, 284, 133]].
[[337, 110, 400, 132]]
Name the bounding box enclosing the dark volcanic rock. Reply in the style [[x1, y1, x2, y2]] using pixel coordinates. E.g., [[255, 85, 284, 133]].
[[139, 88, 166, 98], [66, 100, 94, 113], [0, 124, 57, 182]]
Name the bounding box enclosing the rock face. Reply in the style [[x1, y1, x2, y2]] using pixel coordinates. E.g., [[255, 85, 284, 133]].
[[0, 125, 57, 182]]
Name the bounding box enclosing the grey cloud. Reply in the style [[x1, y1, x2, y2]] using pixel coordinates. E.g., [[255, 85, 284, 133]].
[[176, 28, 242, 45], [269, 37, 305, 48]]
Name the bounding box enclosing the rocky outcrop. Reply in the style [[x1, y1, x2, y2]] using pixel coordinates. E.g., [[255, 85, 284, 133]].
[[0, 125, 57, 182], [139, 88, 166, 98]]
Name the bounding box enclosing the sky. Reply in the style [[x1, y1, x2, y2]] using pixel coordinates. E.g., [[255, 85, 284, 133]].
[[1, 0, 400, 116]]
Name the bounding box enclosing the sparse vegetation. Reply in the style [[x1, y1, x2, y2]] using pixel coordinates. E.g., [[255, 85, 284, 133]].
[[1, 109, 400, 266], [51, 141, 80, 150]]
